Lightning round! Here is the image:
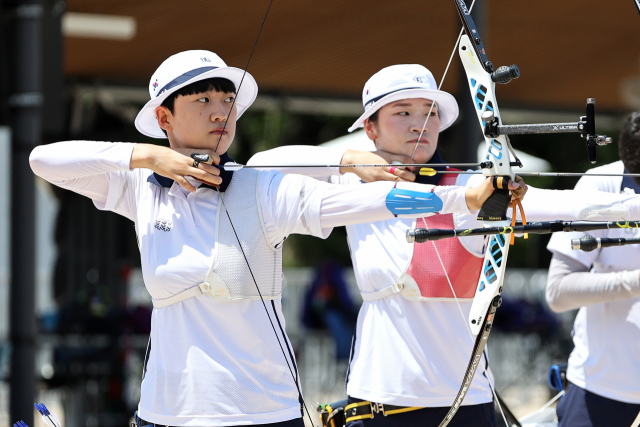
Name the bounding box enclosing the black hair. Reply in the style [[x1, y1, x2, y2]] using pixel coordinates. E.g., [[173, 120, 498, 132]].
[[366, 101, 439, 126], [368, 109, 380, 124], [160, 77, 236, 136], [618, 111, 640, 187]]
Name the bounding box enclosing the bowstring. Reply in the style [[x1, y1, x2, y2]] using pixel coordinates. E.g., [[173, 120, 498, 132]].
[[413, 1, 512, 424], [425, 218, 510, 427], [214, 0, 274, 154], [210, 0, 316, 425], [410, 0, 477, 160]]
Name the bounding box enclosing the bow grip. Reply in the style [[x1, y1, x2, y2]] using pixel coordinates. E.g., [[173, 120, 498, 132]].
[[477, 176, 511, 221]]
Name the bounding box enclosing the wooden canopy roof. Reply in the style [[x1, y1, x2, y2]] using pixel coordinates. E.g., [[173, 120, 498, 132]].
[[65, 0, 640, 113]]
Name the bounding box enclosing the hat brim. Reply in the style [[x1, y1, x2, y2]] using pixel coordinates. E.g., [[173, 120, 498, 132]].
[[135, 67, 258, 139], [347, 88, 459, 133]]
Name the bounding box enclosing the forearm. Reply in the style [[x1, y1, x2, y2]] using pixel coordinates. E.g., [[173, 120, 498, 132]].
[[247, 145, 346, 178], [319, 181, 470, 229], [516, 186, 640, 221], [546, 253, 640, 312]]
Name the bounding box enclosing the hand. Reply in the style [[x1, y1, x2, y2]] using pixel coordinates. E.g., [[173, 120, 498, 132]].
[[511, 175, 528, 201], [340, 149, 417, 182], [465, 177, 524, 211], [130, 144, 222, 192]]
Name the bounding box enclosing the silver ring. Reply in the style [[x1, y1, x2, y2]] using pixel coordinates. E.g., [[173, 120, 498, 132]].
[[192, 160, 200, 168]]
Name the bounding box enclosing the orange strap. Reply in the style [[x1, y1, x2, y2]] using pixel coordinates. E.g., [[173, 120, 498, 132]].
[[510, 198, 528, 245]]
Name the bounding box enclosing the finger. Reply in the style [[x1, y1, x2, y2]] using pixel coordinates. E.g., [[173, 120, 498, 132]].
[[194, 171, 222, 185], [507, 180, 521, 191], [176, 177, 196, 193], [394, 168, 416, 182], [199, 162, 221, 176], [379, 171, 400, 182], [194, 169, 223, 185]]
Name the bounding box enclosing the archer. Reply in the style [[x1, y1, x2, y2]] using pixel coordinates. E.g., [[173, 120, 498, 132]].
[[248, 64, 640, 427]]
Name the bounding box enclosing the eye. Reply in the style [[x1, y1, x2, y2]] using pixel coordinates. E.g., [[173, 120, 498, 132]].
[[224, 96, 235, 103], [398, 111, 409, 116], [197, 97, 209, 103]]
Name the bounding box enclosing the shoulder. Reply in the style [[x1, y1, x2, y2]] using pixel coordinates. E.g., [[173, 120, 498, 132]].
[[575, 161, 623, 193]]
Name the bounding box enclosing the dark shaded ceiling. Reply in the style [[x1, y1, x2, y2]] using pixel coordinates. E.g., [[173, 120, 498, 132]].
[[64, 0, 640, 112]]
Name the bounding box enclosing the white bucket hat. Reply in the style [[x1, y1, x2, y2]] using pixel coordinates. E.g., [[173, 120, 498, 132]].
[[348, 64, 458, 133], [135, 50, 258, 139]]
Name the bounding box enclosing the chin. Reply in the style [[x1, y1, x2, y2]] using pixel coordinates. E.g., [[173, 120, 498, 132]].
[[411, 149, 436, 163]]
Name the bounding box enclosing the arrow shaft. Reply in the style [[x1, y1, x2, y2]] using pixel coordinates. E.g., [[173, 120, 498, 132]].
[[421, 170, 640, 178]]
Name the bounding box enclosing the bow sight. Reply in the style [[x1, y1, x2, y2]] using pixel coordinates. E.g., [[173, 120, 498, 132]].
[[455, 0, 611, 165]]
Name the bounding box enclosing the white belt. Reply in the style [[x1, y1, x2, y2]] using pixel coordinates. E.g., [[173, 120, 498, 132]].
[[360, 282, 404, 302], [151, 282, 212, 308]]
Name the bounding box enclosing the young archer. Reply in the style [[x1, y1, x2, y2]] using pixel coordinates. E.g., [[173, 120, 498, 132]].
[[248, 64, 640, 427]]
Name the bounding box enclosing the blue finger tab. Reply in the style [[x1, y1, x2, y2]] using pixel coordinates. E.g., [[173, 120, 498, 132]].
[[385, 186, 444, 216]]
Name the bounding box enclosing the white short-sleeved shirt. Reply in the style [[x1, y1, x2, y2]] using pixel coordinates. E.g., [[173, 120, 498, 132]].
[[547, 161, 640, 404]]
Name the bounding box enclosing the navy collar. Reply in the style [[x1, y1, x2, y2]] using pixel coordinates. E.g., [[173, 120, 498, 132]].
[[147, 152, 235, 192], [415, 149, 447, 186], [622, 167, 640, 194]]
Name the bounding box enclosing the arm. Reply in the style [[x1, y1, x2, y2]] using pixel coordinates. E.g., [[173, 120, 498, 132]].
[[247, 146, 417, 182], [546, 253, 640, 312], [30, 141, 223, 197], [30, 140, 136, 204], [260, 169, 518, 245], [514, 186, 640, 221], [461, 171, 640, 222]]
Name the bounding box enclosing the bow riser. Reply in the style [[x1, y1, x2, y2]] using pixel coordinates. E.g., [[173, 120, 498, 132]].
[[458, 33, 514, 335], [459, 34, 514, 180]]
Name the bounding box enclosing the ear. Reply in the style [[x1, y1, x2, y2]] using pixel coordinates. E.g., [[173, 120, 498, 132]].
[[155, 106, 173, 132], [363, 118, 378, 142]]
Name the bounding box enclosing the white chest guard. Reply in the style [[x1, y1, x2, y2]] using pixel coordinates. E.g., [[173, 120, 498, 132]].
[[151, 169, 282, 308]]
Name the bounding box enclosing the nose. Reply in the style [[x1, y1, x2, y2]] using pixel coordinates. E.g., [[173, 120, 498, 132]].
[[410, 118, 429, 135], [210, 98, 228, 123]]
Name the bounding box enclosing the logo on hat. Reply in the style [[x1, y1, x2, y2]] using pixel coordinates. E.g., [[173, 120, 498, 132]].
[[152, 80, 158, 91], [201, 57, 211, 62], [414, 76, 423, 83]]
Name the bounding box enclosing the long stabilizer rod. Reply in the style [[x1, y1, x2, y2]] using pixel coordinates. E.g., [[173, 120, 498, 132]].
[[571, 235, 640, 252], [406, 220, 640, 243]]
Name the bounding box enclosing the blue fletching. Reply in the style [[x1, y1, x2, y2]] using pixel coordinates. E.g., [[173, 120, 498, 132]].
[[37, 403, 51, 415]]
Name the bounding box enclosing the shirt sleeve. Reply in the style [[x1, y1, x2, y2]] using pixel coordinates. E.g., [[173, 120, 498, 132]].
[[512, 185, 639, 221], [546, 253, 640, 312], [29, 140, 140, 221], [259, 171, 471, 245]]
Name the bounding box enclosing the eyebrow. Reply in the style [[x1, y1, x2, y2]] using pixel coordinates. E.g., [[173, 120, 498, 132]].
[[390, 101, 436, 108]]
